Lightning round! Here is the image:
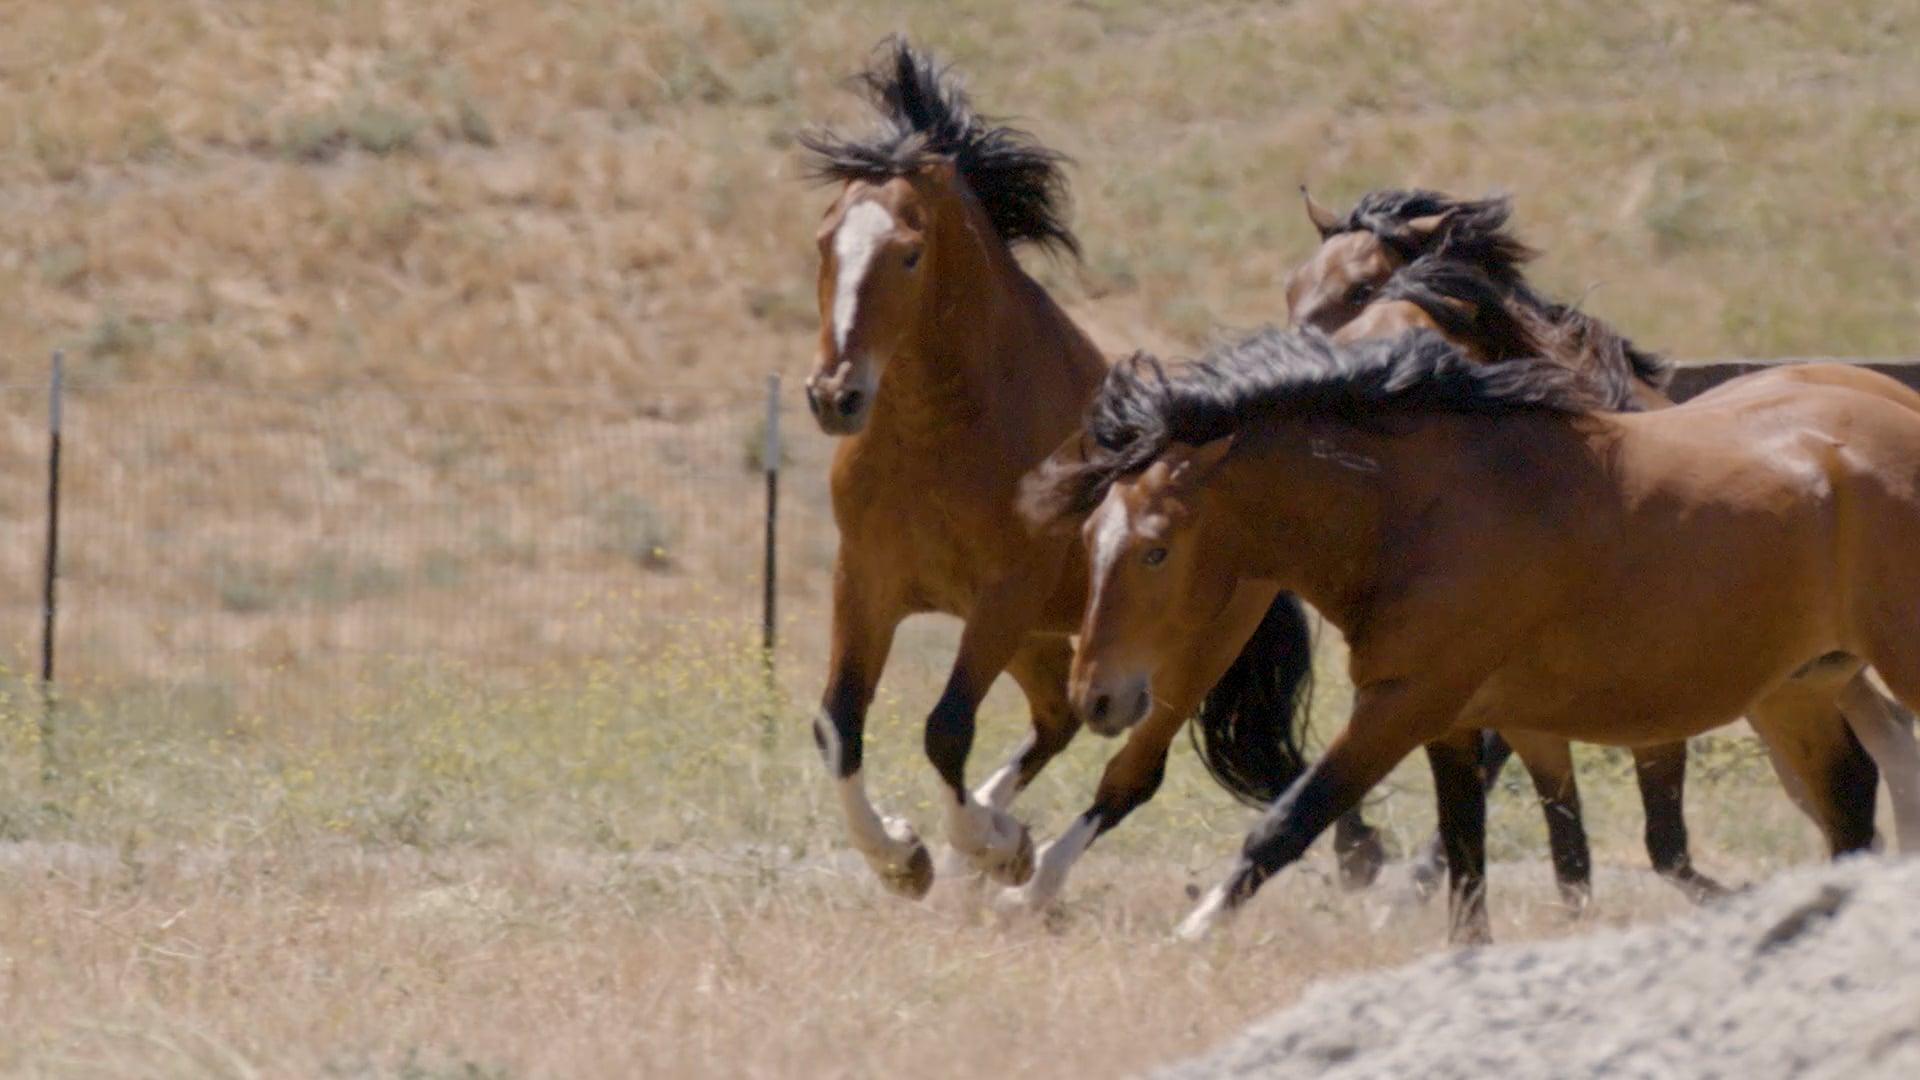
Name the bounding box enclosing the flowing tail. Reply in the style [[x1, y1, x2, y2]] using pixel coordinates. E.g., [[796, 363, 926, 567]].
[[1189, 592, 1316, 807]]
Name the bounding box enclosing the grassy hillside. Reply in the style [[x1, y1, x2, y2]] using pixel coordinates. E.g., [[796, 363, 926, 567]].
[[3, 0, 1917, 400]]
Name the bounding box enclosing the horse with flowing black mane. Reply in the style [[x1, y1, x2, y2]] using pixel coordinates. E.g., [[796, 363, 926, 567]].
[[1295, 190, 1920, 886], [1025, 327, 1920, 942], [794, 38, 1318, 908]]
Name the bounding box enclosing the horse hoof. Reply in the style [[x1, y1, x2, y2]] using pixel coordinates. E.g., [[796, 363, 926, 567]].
[[989, 822, 1036, 888], [1671, 869, 1734, 905], [1337, 828, 1388, 892], [992, 882, 1043, 918], [881, 842, 936, 900]]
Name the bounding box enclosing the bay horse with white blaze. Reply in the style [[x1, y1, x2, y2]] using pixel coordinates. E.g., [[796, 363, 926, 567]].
[[1026, 328, 1920, 943], [1294, 188, 1920, 864], [797, 39, 1315, 907]]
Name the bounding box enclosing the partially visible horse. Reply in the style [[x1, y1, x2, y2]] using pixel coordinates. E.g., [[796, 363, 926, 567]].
[[796, 38, 1317, 907], [1292, 189, 1920, 875], [1027, 328, 1920, 942]]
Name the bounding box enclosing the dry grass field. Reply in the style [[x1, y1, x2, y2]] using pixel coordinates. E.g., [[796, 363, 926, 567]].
[[0, 636, 1839, 1077], [2, 0, 1918, 1076]]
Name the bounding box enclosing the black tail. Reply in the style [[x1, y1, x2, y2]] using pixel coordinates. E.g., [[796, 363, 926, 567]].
[[1189, 592, 1317, 807]]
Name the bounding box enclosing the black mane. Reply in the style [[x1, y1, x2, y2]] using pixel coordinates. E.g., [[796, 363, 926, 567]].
[[1380, 255, 1659, 410], [1375, 254, 1552, 365], [1336, 189, 1534, 286], [1031, 329, 1598, 521], [1534, 294, 1674, 396], [798, 38, 1079, 257], [1344, 188, 1673, 397]]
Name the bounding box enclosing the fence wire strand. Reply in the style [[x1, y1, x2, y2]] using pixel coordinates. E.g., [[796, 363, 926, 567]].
[[2, 378, 842, 715]]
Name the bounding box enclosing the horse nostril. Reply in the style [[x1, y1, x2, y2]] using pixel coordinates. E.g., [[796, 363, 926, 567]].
[[836, 389, 864, 417], [1090, 693, 1111, 724]]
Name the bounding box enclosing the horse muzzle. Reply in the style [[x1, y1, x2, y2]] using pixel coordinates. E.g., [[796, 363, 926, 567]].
[[805, 362, 873, 435], [1076, 672, 1153, 737]]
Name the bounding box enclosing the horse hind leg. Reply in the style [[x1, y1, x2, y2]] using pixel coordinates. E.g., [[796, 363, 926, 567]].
[[1836, 672, 1920, 853], [1747, 687, 1879, 858]]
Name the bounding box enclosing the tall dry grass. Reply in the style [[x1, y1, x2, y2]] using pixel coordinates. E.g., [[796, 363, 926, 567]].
[[0, 626, 1840, 1077]]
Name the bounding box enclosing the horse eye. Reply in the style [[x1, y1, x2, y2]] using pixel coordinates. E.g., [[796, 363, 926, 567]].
[[1143, 547, 1168, 567], [903, 249, 922, 271]]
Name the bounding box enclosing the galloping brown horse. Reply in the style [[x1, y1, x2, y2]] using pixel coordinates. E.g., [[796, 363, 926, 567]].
[[1027, 328, 1920, 943], [1293, 189, 1920, 870], [1320, 255, 1721, 905], [797, 39, 1317, 906]]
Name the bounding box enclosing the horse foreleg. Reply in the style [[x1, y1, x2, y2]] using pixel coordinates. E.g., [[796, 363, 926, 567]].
[[1425, 730, 1492, 944], [1410, 730, 1516, 902], [817, 578, 930, 898], [1631, 740, 1729, 902], [1179, 681, 1454, 941], [995, 705, 1181, 913], [1330, 812, 1389, 892], [927, 600, 1050, 888], [973, 636, 1081, 814], [1499, 731, 1592, 912]]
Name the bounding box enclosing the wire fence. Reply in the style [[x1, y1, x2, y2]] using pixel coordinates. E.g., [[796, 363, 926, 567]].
[[1, 368, 853, 719]]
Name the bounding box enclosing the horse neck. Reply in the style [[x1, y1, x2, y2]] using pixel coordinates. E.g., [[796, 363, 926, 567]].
[[1213, 425, 1385, 626], [864, 203, 1095, 444]]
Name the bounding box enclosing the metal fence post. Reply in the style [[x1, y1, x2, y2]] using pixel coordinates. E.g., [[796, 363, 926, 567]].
[[40, 349, 64, 780], [761, 372, 781, 741]]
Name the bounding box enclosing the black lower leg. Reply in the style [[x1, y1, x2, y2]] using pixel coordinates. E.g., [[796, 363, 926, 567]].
[[1234, 765, 1369, 907], [814, 667, 869, 779], [1090, 756, 1167, 840], [1427, 738, 1490, 943], [1478, 730, 1516, 792], [924, 674, 981, 801], [1516, 751, 1589, 905], [1824, 724, 1880, 856], [1636, 743, 1693, 877], [1636, 743, 1729, 902], [1539, 786, 1591, 907], [1014, 720, 1082, 790], [1332, 810, 1387, 891]]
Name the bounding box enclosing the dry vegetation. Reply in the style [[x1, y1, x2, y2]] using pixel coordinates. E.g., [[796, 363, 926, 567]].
[[0, 635, 1839, 1077], [1, 0, 1917, 1076]]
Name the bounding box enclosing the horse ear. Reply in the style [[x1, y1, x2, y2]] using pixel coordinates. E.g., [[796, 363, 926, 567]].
[[1403, 207, 1458, 240], [1301, 185, 1341, 238], [1168, 435, 1235, 492]]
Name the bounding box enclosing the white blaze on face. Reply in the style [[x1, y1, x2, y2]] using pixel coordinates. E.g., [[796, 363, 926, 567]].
[[1087, 490, 1133, 609], [831, 201, 896, 354]]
